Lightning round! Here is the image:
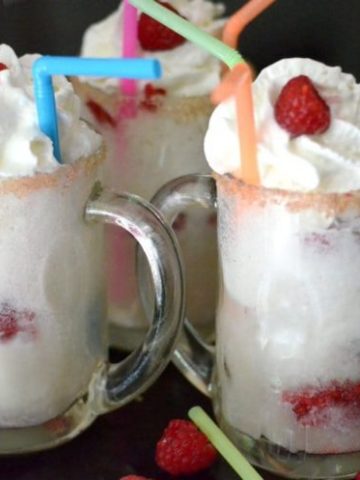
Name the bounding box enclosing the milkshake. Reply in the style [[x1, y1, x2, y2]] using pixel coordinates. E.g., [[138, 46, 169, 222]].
[[204, 58, 360, 460], [0, 46, 185, 456], [74, 0, 224, 347], [0, 44, 103, 427]]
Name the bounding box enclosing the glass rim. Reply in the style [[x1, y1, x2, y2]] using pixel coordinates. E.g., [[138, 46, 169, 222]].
[[0, 146, 104, 198], [214, 172, 360, 215]]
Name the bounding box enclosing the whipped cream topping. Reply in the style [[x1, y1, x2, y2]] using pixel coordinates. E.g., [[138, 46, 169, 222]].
[[0, 44, 101, 178], [205, 58, 360, 193], [80, 0, 225, 97]]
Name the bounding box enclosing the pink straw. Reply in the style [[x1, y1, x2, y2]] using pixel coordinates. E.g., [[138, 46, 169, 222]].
[[121, 0, 138, 95]]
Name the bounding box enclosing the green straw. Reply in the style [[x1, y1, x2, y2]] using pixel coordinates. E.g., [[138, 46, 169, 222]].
[[130, 0, 243, 68], [189, 406, 263, 480]]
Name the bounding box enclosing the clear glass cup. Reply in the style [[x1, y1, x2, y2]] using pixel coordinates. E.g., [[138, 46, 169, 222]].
[[72, 78, 218, 350], [153, 172, 360, 479], [0, 148, 184, 454]]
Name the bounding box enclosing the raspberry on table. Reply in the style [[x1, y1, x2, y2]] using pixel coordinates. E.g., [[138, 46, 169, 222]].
[[274, 75, 331, 136], [138, 1, 187, 51], [155, 419, 217, 476]]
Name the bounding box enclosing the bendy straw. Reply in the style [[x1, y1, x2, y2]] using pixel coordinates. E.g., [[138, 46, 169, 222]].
[[33, 56, 161, 162], [212, 63, 260, 185], [223, 0, 276, 50], [122, 0, 139, 95], [129, 0, 243, 68]]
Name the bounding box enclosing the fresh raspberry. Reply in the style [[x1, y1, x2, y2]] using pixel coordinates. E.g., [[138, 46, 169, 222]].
[[274, 75, 331, 136], [0, 63, 8, 72], [140, 82, 167, 112], [155, 419, 217, 475], [283, 381, 360, 427], [0, 303, 36, 342], [355, 474, 360, 480], [138, 2, 186, 51], [86, 99, 116, 128]]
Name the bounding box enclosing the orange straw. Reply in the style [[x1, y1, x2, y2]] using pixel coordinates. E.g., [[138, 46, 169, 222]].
[[212, 0, 277, 185], [212, 63, 259, 185], [223, 0, 276, 50]]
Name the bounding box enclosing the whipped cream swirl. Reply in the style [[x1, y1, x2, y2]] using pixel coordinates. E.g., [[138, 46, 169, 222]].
[[0, 44, 101, 177], [80, 0, 225, 97], [205, 58, 360, 193]]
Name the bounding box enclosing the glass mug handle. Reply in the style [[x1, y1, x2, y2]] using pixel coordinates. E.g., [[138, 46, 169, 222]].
[[151, 174, 216, 397], [85, 188, 184, 412]]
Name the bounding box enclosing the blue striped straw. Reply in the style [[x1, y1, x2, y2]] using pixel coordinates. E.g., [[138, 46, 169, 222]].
[[32, 57, 162, 163]]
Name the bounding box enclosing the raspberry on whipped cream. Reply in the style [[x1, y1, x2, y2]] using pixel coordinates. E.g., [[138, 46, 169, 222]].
[[274, 75, 331, 136], [0, 44, 101, 177], [204, 58, 360, 193], [80, 0, 225, 97], [138, 1, 187, 51]]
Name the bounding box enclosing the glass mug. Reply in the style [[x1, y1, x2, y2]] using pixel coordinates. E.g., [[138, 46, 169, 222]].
[[73, 71, 218, 353], [0, 148, 184, 455], [152, 173, 360, 479]]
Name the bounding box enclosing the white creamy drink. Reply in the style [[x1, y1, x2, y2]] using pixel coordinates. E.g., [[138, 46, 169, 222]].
[[205, 58, 360, 454], [75, 0, 224, 345], [0, 45, 104, 427]]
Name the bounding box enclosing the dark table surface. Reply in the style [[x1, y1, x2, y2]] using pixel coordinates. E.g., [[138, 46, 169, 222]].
[[0, 359, 278, 480], [1, 0, 360, 79]]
